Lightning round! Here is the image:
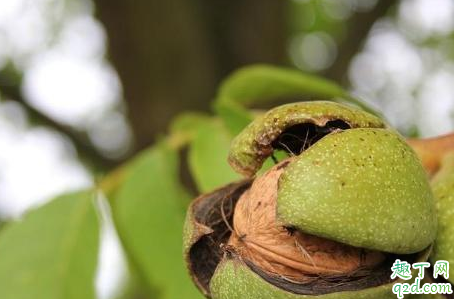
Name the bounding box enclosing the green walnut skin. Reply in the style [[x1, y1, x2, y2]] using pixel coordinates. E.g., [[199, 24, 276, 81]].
[[413, 295, 445, 299], [430, 154, 454, 283], [278, 128, 437, 254], [228, 101, 385, 176], [408, 275, 447, 299], [211, 259, 392, 299], [210, 251, 430, 299], [185, 101, 437, 299]]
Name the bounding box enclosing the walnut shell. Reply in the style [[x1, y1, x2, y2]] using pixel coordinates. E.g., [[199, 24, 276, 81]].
[[228, 159, 385, 283]]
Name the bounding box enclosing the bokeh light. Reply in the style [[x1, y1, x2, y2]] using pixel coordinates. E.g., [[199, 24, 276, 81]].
[[0, 0, 130, 298], [290, 31, 337, 71], [349, 0, 454, 136]]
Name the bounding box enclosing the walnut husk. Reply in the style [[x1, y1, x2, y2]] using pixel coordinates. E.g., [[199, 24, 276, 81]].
[[227, 158, 385, 283]]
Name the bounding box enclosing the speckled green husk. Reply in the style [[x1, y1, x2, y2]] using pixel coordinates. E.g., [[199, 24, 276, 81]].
[[430, 154, 454, 283], [411, 293, 446, 299], [407, 276, 447, 299], [210, 259, 394, 299], [278, 128, 437, 254], [210, 246, 432, 299], [228, 101, 385, 176], [186, 102, 438, 299]]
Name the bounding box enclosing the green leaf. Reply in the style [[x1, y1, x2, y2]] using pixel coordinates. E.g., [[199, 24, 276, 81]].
[[0, 191, 99, 299], [113, 141, 203, 299], [188, 119, 242, 192], [214, 64, 379, 134], [168, 112, 212, 149], [169, 112, 212, 138]]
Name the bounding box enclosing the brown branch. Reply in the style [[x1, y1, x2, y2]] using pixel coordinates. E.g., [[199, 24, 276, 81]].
[[0, 70, 118, 172], [323, 0, 395, 84]]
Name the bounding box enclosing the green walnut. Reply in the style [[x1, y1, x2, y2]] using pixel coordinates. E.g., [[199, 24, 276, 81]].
[[184, 101, 437, 299], [429, 153, 454, 284]]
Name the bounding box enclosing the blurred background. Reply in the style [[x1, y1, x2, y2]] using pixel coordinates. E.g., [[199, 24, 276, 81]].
[[0, 0, 453, 298]]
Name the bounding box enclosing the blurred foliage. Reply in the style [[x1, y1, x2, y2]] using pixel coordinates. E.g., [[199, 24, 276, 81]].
[[0, 65, 375, 299], [188, 119, 241, 192], [214, 65, 380, 134], [0, 191, 99, 299], [112, 141, 202, 299]]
